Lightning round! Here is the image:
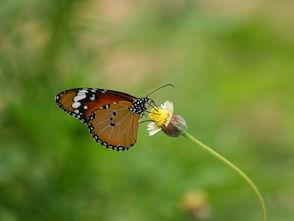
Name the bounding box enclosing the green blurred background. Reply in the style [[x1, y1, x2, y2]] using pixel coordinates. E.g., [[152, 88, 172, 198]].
[[1, 0, 293, 220]]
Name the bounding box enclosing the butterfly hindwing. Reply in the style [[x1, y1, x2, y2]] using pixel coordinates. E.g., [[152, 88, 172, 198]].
[[87, 101, 140, 151]]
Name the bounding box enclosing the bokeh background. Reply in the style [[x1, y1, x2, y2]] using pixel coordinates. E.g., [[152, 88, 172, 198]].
[[1, 0, 293, 220]]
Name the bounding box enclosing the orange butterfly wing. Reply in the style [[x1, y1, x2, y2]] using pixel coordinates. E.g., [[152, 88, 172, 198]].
[[87, 101, 140, 151], [55, 88, 136, 123]]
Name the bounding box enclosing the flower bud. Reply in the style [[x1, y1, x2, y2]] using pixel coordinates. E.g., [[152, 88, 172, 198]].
[[162, 114, 187, 137]]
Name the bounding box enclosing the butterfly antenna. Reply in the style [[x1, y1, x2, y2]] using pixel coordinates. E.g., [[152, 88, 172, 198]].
[[149, 100, 160, 112], [146, 84, 174, 98], [139, 119, 153, 124]]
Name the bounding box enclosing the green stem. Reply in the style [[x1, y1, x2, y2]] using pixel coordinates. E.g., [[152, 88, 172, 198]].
[[182, 131, 267, 221]]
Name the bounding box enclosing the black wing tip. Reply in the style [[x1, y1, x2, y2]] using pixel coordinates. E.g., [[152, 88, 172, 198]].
[[55, 91, 88, 124], [55, 94, 60, 103]]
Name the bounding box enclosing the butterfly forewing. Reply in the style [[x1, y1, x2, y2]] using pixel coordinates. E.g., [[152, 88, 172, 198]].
[[87, 101, 140, 151], [55, 88, 136, 123]]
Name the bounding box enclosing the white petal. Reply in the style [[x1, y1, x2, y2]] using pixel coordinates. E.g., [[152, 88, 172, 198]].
[[164, 101, 174, 113], [160, 102, 167, 109], [149, 127, 162, 136], [161, 101, 173, 126], [160, 100, 173, 113], [147, 122, 157, 130], [147, 122, 158, 131], [147, 122, 162, 136]]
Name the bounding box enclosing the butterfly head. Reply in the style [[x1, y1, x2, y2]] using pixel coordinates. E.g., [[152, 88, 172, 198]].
[[130, 97, 152, 115]]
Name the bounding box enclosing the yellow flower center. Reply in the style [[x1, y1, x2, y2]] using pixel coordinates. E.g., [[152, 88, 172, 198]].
[[148, 107, 170, 127]]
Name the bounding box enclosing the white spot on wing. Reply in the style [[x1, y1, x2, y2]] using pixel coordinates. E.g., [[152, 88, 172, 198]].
[[74, 94, 86, 102], [90, 95, 95, 101], [72, 102, 81, 108], [79, 89, 88, 94]]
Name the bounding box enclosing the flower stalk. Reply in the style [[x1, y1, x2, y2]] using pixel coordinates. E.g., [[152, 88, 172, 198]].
[[182, 131, 267, 221]]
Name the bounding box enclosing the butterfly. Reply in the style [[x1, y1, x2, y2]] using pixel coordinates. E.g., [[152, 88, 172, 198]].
[[55, 87, 163, 151]]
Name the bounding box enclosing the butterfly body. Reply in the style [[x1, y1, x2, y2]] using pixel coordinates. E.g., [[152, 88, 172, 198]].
[[55, 88, 151, 151]]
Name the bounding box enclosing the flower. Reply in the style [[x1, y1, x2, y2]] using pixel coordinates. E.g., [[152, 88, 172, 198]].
[[147, 101, 187, 137]]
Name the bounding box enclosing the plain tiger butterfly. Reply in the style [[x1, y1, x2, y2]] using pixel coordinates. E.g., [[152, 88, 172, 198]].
[[55, 85, 172, 151]]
